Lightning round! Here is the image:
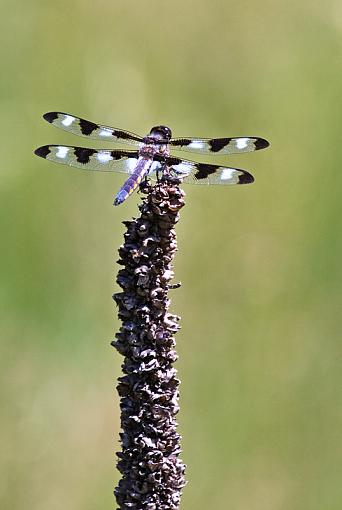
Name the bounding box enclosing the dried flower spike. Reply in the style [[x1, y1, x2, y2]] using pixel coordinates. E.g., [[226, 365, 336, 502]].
[[112, 178, 186, 510]]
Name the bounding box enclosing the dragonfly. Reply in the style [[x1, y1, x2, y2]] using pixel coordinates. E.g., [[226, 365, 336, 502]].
[[34, 112, 270, 206]]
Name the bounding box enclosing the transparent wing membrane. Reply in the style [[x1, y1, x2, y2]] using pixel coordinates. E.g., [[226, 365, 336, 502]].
[[164, 157, 254, 185], [34, 145, 140, 174], [42, 112, 143, 145], [170, 136, 269, 155]]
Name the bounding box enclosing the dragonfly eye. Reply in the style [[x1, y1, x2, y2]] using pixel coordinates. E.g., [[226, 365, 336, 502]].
[[149, 125, 172, 141]]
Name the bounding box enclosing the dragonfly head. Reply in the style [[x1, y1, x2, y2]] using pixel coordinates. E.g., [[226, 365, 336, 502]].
[[149, 125, 172, 142]]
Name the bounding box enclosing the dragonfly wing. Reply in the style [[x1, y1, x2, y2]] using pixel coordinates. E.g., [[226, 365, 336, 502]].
[[42, 112, 143, 146], [34, 145, 139, 174], [165, 157, 254, 185], [170, 136, 269, 155]]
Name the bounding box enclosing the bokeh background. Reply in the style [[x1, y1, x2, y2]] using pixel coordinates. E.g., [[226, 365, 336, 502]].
[[1, 1, 342, 509]]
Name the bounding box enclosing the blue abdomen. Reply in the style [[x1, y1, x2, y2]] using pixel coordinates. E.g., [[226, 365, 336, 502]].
[[113, 158, 151, 206], [114, 189, 129, 206]]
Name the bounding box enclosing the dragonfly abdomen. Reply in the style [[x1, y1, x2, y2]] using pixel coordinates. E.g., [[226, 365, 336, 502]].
[[113, 158, 152, 206]]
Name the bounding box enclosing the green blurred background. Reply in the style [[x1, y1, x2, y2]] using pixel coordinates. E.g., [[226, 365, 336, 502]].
[[1, 0, 342, 508]]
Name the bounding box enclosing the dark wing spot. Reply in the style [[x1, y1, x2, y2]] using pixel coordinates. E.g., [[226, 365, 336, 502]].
[[115, 130, 142, 142], [254, 138, 270, 150], [170, 138, 192, 147], [74, 147, 96, 164], [194, 164, 220, 180], [238, 171, 254, 184], [79, 118, 98, 136], [34, 145, 51, 159], [110, 150, 124, 161], [209, 138, 231, 152], [110, 150, 139, 160], [43, 112, 58, 124], [162, 155, 180, 165]]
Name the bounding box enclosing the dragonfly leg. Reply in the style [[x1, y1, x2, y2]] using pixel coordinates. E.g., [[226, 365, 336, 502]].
[[161, 165, 181, 183], [137, 177, 150, 197]]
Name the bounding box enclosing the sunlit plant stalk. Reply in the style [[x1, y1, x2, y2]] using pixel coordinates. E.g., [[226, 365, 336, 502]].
[[112, 178, 186, 509]]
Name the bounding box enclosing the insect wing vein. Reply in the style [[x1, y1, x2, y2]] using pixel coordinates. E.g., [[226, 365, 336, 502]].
[[34, 145, 139, 174], [165, 156, 254, 185], [42, 112, 143, 145], [170, 136, 269, 155]]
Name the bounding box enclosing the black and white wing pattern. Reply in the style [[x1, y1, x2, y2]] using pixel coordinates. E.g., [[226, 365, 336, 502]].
[[35, 112, 270, 205], [42, 112, 269, 156], [34, 145, 254, 185], [169, 135, 269, 155], [42, 112, 143, 146], [34, 145, 140, 174], [162, 156, 254, 185]]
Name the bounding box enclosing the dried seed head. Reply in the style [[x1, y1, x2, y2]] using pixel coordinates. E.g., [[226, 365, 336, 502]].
[[113, 179, 186, 509]]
